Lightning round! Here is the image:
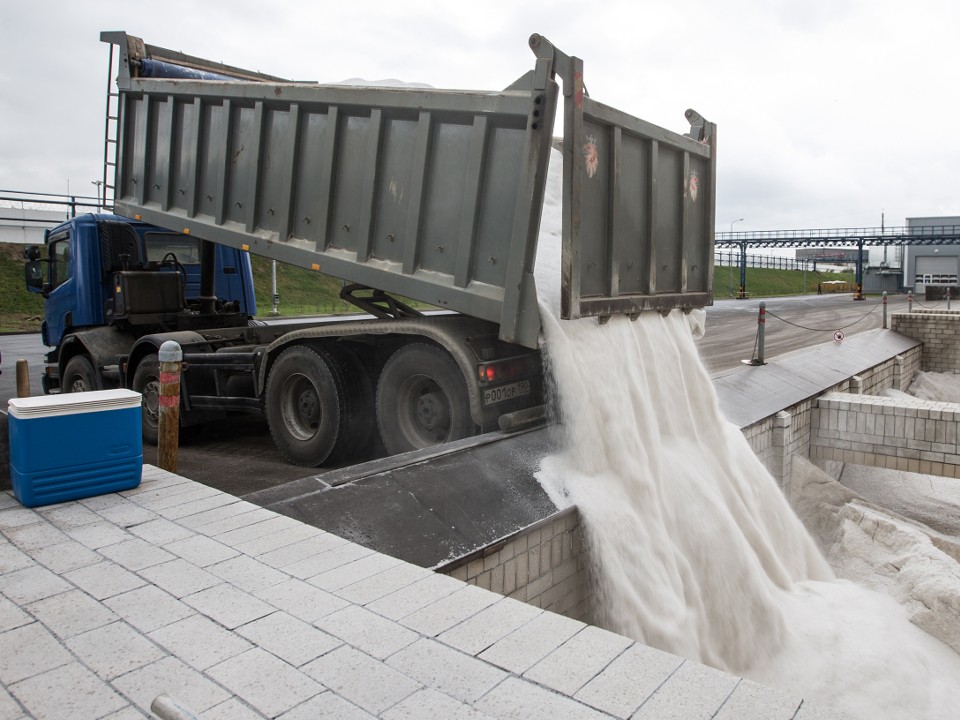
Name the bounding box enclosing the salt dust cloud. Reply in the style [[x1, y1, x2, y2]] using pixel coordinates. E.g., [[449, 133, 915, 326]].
[[532, 150, 960, 719]]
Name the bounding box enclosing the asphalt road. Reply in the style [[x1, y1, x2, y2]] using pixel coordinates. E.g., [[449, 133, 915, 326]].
[[0, 292, 920, 496]]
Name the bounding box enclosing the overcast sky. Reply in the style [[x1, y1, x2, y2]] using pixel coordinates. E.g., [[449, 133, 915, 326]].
[[1, 0, 956, 233]]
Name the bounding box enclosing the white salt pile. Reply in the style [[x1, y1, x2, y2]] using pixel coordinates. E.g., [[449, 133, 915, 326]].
[[908, 370, 960, 402], [532, 149, 960, 719]]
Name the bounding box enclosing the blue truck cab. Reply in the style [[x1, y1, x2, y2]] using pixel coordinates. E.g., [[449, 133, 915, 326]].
[[25, 213, 256, 394]]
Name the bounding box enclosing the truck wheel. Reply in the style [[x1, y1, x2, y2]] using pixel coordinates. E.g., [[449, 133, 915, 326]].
[[132, 354, 161, 445], [264, 345, 364, 466], [62, 355, 100, 393], [376, 343, 474, 455]]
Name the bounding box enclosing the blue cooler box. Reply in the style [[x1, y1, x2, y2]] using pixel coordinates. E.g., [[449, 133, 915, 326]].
[[8, 389, 143, 507]]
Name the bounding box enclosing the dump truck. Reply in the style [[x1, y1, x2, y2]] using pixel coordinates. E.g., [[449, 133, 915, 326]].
[[24, 31, 716, 466]]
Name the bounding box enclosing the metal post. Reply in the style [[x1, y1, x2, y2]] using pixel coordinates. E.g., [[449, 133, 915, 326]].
[[757, 301, 766, 365], [157, 341, 182, 473], [739, 242, 747, 299], [270, 260, 280, 316], [948, 287, 953, 311], [15, 359, 30, 398], [854, 239, 865, 300], [908, 290, 913, 313], [882, 291, 888, 329]]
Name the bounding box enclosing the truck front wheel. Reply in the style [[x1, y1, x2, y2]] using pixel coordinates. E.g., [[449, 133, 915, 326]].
[[265, 345, 368, 466], [132, 354, 161, 445], [376, 344, 474, 455], [62, 355, 100, 393]]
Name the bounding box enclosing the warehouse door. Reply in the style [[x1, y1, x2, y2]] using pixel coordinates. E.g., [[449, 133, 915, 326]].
[[915, 255, 958, 294]]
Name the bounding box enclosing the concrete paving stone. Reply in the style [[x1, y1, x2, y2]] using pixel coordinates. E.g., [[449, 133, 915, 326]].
[[66, 620, 167, 680], [0, 623, 73, 684], [4, 520, 70, 551], [386, 638, 508, 704], [29, 539, 101, 574], [0, 493, 19, 511], [111, 655, 232, 716], [335, 561, 433, 606], [162, 534, 241, 567], [131, 484, 220, 512], [400, 585, 502, 638], [26, 588, 118, 639], [63, 560, 147, 600], [0, 686, 23, 720], [474, 676, 609, 720], [0, 564, 71, 605], [198, 697, 267, 720], [161, 492, 242, 521], [382, 687, 495, 720], [103, 584, 196, 633], [101, 706, 149, 719], [712, 678, 802, 720], [148, 614, 253, 671], [255, 533, 349, 571], [308, 551, 403, 592], [367, 573, 466, 621], [437, 597, 542, 656], [0, 543, 34, 574], [301, 646, 421, 716], [792, 700, 851, 719], [231, 523, 324, 557], [37, 503, 101, 529], [631, 660, 740, 720], [293, 542, 375, 581], [523, 624, 633, 695], [182, 583, 275, 629], [191, 508, 277, 538], [127, 517, 195, 545], [98, 537, 178, 571], [478, 610, 586, 675], [206, 647, 323, 717], [175, 500, 260, 531], [277, 691, 375, 720], [0, 596, 32, 633], [314, 604, 419, 660], [10, 661, 128, 719], [235, 611, 341, 667], [0, 506, 42, 530], [573, 642, 684, 719], [253, 578, 350, 623], [92, 499, 160, 528], [64, 520, 132, 550], [206, 554, 290, 594], [214, 515, 304, 547], [138, 558, 222, 598]]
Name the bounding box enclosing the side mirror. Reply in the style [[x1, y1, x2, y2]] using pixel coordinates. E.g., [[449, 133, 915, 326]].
[[25, 260, 44, 292], [24, 245, 41, 261]]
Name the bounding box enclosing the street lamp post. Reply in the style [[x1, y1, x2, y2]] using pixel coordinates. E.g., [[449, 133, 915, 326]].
[[91, 180, 103, 211]]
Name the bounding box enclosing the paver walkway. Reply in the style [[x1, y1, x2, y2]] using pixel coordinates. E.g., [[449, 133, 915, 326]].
[[0, 465, 842, 719]]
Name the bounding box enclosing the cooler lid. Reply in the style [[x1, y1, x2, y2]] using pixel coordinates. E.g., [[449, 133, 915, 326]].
[[8, 389, 142, 419]]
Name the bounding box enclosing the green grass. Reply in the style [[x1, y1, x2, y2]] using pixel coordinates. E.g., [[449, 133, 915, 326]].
[[0, 243, 859, 333], [714, 265, 856, 299]]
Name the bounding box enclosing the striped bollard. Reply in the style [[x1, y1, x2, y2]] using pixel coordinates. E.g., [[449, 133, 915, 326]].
[[157, 341, 182, 473], [882, 291, 888, 329], [757, 301, 766, 365]]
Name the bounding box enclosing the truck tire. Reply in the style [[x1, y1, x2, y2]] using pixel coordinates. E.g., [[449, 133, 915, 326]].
[[376, 343, 474, 455], [62, 355, 100, 393], [264, 345, 367, 466], [132, 354, 161, 445]]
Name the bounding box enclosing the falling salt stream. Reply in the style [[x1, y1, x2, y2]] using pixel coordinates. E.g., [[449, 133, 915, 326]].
[[532, 151, 960, 719]]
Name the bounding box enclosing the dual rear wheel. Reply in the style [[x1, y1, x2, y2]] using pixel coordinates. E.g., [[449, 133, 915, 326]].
[[264, 342, 473, 467]]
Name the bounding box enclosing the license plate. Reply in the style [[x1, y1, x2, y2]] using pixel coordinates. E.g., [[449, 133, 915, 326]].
[[483, 380, 531, 405]]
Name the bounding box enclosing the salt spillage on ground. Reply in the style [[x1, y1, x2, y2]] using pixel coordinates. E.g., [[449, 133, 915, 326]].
[[531, 153, 960, 719]]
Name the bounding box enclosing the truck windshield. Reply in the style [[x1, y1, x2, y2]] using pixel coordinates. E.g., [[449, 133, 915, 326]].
[[144, 232, 201, 264]]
